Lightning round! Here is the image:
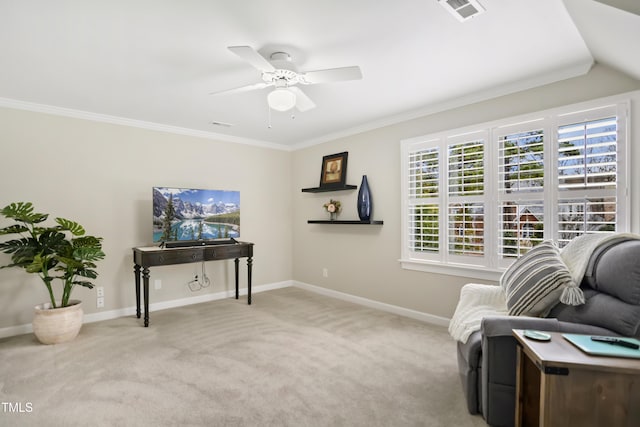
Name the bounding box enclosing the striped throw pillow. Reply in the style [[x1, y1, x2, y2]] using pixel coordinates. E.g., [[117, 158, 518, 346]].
[[501, 241, 576, 317]]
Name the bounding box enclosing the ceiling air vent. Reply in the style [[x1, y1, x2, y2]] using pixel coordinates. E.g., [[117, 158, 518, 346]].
[[438, 0, 485, 22]]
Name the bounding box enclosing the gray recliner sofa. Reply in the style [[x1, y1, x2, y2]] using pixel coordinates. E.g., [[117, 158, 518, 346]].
[[456, 237, 640, 427]]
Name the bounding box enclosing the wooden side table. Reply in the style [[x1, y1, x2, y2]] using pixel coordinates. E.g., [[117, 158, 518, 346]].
[[513, 329, 640, 427]]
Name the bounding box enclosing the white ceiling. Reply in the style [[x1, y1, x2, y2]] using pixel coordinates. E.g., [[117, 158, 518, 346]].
[[0, 0, 638, 150]]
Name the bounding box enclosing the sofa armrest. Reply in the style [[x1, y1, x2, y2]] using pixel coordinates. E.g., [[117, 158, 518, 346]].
[[479, 316, 615, 426], [481, 315, 560, 338], [456, 331, 483, 414], [480, 316, 560, 427]]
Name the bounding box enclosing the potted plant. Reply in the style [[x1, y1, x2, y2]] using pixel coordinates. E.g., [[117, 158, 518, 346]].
[[0, 202, 105, 344]]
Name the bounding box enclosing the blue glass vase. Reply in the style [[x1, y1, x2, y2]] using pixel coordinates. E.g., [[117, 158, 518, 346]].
[[357, 175, 372, 221]]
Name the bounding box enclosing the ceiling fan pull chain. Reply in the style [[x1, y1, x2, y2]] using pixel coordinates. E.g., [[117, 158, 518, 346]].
[[267, 105, 272, 129]]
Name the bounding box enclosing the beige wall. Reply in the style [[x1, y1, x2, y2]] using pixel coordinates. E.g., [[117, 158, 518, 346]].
[[292, 64, 640, 319], [0, 109, 292, 329]]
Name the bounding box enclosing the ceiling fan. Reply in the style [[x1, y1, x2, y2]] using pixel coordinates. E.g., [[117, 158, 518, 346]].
[[210, 46, 362, 113]]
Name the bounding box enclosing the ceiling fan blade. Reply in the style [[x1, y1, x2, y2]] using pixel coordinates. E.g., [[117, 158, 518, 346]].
[[209, 81, 271, 96], [289, 87, 316, 112], [228, 46, 276, 72], [301, 66, 362, 84]]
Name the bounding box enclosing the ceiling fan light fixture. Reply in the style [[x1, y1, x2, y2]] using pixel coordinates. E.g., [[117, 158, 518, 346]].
[[268, 88, 296, 111]]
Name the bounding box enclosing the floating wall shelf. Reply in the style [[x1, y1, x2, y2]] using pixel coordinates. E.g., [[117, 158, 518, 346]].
[[301, 185, 357, 193], [307, 220, 384, 225]]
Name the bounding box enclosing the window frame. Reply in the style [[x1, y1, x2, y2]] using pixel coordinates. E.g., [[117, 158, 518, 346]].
[[400, 95, 630, 281]]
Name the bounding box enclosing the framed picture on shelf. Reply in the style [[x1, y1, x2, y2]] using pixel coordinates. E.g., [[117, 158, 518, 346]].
[[319, 151, 348, 188]]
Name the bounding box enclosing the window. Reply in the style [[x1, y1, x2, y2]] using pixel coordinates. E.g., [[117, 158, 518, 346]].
[[401, 96, 629, 279]]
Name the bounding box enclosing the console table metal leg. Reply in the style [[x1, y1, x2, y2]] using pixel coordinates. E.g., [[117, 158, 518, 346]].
[[234, 258, 239, 300], [142, 267, 150, 327], [134, 264, 141, 319], [247, 257, 253, 305]]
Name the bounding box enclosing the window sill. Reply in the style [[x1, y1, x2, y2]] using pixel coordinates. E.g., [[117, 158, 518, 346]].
[[399, 259, 503, 282]]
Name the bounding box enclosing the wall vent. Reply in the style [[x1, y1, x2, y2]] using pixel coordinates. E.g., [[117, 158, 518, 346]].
[[438, 0, 485, 22]]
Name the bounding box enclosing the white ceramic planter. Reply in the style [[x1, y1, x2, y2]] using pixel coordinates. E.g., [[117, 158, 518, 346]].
[[32, 300, 83, 344]]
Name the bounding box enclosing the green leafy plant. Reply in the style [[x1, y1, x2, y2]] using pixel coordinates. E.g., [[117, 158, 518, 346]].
[[0, 202, 105, 308]]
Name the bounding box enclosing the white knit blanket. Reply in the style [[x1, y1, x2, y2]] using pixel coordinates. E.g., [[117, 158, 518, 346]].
[[448, 283, 508, 344], [560, 233, 640, 282]]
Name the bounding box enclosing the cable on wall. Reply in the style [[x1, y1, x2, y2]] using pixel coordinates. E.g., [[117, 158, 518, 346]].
[[187, 261, 211, 292]]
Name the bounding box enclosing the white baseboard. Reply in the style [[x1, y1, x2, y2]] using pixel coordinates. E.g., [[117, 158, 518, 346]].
[[0, 280, 449, 339], [292, 281, 450, 327], [136, 280, 292, 315], [0, 323, 33, 339], [0, 281, 292, 339]]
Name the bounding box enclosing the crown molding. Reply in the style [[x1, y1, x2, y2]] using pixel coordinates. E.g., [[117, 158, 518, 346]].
[[291, 60, 594, 150], [0, 97, 293, 152]]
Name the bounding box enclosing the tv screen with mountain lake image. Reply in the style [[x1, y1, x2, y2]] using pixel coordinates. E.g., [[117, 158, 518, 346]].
[[153, 187, 240, 243]]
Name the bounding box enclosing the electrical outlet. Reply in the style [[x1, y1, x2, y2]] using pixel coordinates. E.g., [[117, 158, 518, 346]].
[[323, 268, 328, 278], [154, 279, 162, 290], [96, 286, 104, 297], [96, 297, 104, 308]]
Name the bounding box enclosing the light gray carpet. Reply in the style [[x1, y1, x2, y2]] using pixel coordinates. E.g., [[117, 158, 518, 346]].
[[0, 287, 486, 426]]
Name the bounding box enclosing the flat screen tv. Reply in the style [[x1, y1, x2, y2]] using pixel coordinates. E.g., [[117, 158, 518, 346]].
[[152, 187, 240, 243]]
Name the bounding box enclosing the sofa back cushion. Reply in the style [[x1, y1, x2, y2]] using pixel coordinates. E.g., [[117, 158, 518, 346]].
[[550, 239, 640, 337], [551, 289, 640, 337], [593, 240, 640, 304]]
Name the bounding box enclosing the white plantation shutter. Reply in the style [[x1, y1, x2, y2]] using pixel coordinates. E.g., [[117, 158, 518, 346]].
[[447, 202, 484, 256], [498, 128, 544, 192], [557, 197, 617, 247], [408, 147, 439, 199], [448, 139, 484, 196], [555, 105, 623, 247], [406, 144, 441, 257], [558, 117, 617, 190], [498, 201, 544, 260], [446, 133, 486, 263], [495, 122, 546, 265], [408, 205, 440, 253]]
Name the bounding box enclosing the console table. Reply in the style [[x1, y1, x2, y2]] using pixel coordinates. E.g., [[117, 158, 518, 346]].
[[132, 240, 254, 327], [513, 329, 640, 427]]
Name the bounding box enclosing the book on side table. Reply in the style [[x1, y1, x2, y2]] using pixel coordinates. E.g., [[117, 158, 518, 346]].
[[562, 333, 640, 359]]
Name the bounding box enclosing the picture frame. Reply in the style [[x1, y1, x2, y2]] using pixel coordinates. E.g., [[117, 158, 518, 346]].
[[319, 151, 348, 188]]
